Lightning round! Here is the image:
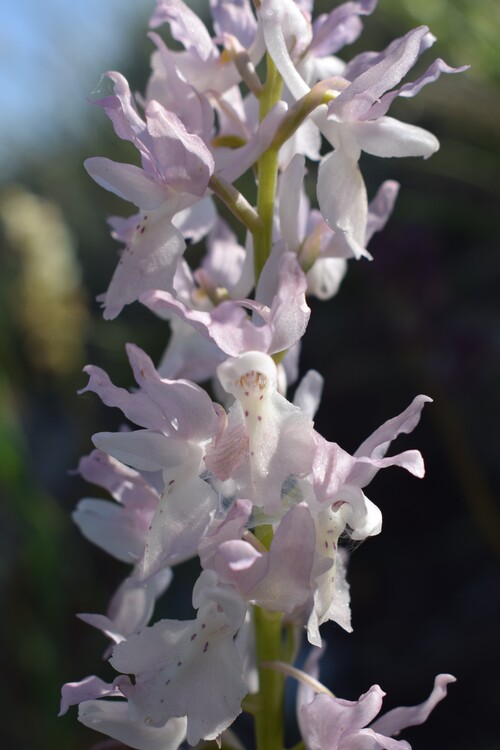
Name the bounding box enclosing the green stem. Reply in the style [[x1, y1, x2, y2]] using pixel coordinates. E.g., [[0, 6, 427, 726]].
[[254, 54, 283, 283], [254, 607, 285, 750]]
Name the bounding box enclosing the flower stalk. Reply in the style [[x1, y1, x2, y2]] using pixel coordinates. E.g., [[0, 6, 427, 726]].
[[254, 53, 283, 281], [254, 608, 285, 750], [209, 174, 264, 235]]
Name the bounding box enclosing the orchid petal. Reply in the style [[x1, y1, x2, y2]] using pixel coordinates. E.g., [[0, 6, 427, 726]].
[[203, 218, 248, 293], [254, 240, 286, 311], [77, 612, 125, 645], [141, 290, 266, 356], [146, 101, 214, 195], [308, 544, 351, 643], [354, 449, 426, 483], [217, 101, 288, 183], [370, 674, 456, 736], [84, 158, 168, 210], [79, 700, 187, 750], [267, 251, 311, 353], [335, 485, 382, 540], [210, 0, 258, 49], [59, 675, 122, 716], [307, 504, 353, 642], [72, 497, 153, 563], [352, 395, 432, 485], [308, 0, 377, 58], [279, 116, 322, 166], [217, 352, 315, 513], [147, 33, 213, 140], [79, 571, 172, 647], [199, 498, 253, 570], [92, 430, 189, 473], [343, 728, 411, 749], [279, 154, 306, 253], [300, 686, 386, 750], [145, 253, 308, 356], [310, 14, 363, 59], [80, 364, 174, 434], [330, 26, 432, 121], [352, 117, 439, 159], [139, 471, 218, 579], [103, 210, 186, 320], [317, 149, 369, 259], [204, 407, 249, 482], [214, 504, 318, 613], [172, 196, 217, 242], [399, 59, 468, 99], [92, 72, 153, 168], [293, 370, 324, 419], [306, 257, 348, 300], [125, 343, 218, 442], [157, 318, 226, 382], [150, 0, 216, 62], [311, 433, 357, 507], [82, 344, 217, 439], [368, 58, 470, 120], [77, 449, 159, 508], [110, 583, 246, 744], [260, 0, 311, 100], [365, 180, 399, 244]]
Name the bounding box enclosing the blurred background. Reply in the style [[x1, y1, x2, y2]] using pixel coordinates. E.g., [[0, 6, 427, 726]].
[[0, 0, 498, 748]]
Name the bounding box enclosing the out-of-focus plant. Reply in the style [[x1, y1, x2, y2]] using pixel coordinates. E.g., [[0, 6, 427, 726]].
[[0, 186, 88, 378]]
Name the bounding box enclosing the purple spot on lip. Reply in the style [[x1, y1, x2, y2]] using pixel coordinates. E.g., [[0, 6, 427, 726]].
[[203, 641, 209, 653], [257, 415, 262, 421], [245, 410, 249, 417], [201, 623, 206, 629], [191, 633, 197, 641]]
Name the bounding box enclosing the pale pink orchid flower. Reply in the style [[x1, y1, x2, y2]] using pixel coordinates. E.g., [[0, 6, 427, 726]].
[[60, 675, 187, 750], [298, 665, 456, 750], [261, 0, 466, 259], [109, 571, 247, 745], [80, 344, 221, 581]]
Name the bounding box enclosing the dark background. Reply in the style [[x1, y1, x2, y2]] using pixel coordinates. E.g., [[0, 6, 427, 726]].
[[0, 1, 498, 748]]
